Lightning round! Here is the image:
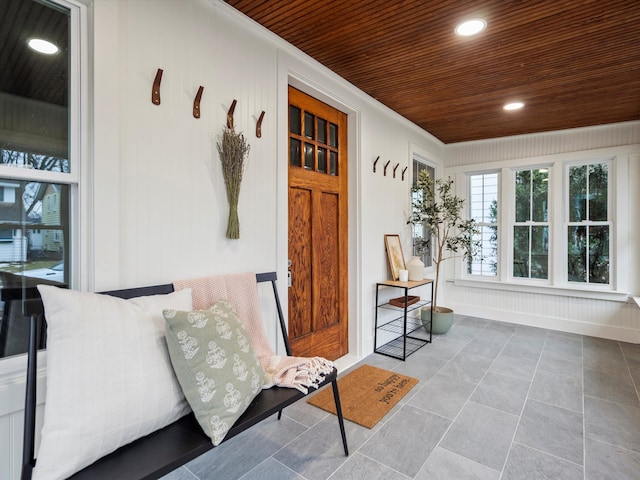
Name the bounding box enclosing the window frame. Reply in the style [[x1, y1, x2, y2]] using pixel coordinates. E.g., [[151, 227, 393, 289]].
[[563, 158, 614, 288], [0, 0, 88, 368], [451, 150, 629, 300], [508, 165, 553, 284], [411, 155, 436, 269], [465, 170, 500, 279]]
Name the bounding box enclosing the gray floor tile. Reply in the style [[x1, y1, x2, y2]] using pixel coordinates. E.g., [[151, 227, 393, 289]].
[[489, 351, 539, 382], [585, 437, 640, 480], [161, 467, 198, 480], [455, 317, 491, 329], [416, 447, 500, 480], [392, 353, 446, 382], [239, 458, 305, 480], [408, 372, 477, 419], [447, 319, 488, 340], [502, 443, 583, 480], [543, 334, 583, 358], [438, 352, 494, 384], [274, 414, 372, 480], [461, 337, 506, 360], [184, 415, 308, 480], [285, 394, 331, 427], [415, 335, 470, 361], [583, 349, 629, 377], [501, 338, 544, 361], [440, 401, 519, 471], [470, 372, 530, 415], [515, 399, 584, 465], [537, 349, 583, 379], [512, 324, 548, 342], [330, 452, 410, 480], [584, 395, 640, 453], [583, 336, 622, 356], [584, 368, 640, 407], [529, 369, 583, 413], [625, 356, 640, 388], [358, 404, 450, 478], [621, 342, 640, 363], [359, 353, 402, 371]]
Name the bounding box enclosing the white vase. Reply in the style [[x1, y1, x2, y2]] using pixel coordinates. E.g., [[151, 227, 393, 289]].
[[406, 256, 425, 281]]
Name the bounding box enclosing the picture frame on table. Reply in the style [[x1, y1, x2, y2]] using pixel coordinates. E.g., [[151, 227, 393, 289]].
[[384, 234, 405, 281]]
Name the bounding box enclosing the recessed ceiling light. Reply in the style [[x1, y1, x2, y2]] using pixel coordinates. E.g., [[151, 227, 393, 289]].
[[455, 19, 487, 37], [28, 38, 59, 55], [504, 102, 525, 111]]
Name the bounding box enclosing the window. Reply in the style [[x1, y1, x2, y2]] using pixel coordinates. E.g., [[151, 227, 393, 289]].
[[457, 156, 620, 294], [513, 168, 549, 279], [567, 161, 610, 284], [468, 172, 498, 276], [0, 0, 79, 358], [412, 159, 435, 267]]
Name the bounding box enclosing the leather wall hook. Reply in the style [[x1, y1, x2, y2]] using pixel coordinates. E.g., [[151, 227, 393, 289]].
[[227, 100, 237, 129], [256, 111, 265, 138], [151, 68, 163, 105], [383, 160, 390, 176], [373, 156, 380, 173], [393, 163, 399, 178], [402, 166, 408, 181], [193, 86, 204, 118]]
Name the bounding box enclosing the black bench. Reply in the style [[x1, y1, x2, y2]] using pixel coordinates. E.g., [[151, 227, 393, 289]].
[[21, 272, 348, 480]]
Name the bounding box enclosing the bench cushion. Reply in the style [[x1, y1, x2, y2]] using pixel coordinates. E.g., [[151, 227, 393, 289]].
[[164, 300, 265, 445], [33, 286, 193, 480]]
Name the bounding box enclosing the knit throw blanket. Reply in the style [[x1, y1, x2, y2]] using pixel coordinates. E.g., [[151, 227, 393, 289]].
[[173, 272, 334, 393]]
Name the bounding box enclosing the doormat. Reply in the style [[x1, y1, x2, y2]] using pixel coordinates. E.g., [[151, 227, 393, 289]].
[[307, 364, 418, 429]]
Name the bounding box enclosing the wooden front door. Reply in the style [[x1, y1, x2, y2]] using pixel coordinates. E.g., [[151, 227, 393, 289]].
[[288, 86, 348, 360]]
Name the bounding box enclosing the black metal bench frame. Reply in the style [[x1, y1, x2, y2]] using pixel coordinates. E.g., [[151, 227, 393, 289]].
[[21, 272, 348, 480]]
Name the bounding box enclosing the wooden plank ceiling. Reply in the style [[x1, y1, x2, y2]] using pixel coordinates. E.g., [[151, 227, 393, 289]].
[[227, 0, 640, 144]]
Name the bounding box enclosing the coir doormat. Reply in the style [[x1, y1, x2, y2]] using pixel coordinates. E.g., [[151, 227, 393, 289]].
[[307, 364, 418, 428]]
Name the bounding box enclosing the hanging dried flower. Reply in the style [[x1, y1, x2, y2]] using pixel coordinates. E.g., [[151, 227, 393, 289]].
[[216, 125, 250, 239]]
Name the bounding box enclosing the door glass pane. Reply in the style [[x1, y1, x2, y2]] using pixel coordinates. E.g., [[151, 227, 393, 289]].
[[515, 170, 531, 222], [569, 165, 587, 222], [329, 151, 337, 176], [568, 225, 586, 282], [589, 163, 608, 221], [289, 138, 301, 167], [513, 226, 529, 277], [531, 225, 548, 279], [318, 147, 326, 173], [589, 225, 609, 283], [289, 105, 301, 135], [304, 143, 314, 169], [304, 112, 314, 139], [318, 118, 326, 144], [329, 123, 338, 147]]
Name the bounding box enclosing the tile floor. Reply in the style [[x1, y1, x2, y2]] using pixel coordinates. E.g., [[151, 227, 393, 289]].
[[162, 315, 640, 480]]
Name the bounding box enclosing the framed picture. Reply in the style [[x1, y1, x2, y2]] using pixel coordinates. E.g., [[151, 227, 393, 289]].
[[384, 234, 405, 281]]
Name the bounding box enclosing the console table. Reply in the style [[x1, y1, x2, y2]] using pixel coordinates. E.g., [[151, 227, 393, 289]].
[[374, 279, 433, 360]]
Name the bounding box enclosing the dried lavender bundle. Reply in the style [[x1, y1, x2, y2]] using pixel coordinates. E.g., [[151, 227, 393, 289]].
[[216, 126, 250, 239]]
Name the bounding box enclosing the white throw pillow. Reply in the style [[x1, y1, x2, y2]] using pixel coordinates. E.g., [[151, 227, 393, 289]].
[[33, 285, 193, 480]]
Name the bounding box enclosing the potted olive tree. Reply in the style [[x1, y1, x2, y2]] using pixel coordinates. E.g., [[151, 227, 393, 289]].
[[409, 171, 479, 334]]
